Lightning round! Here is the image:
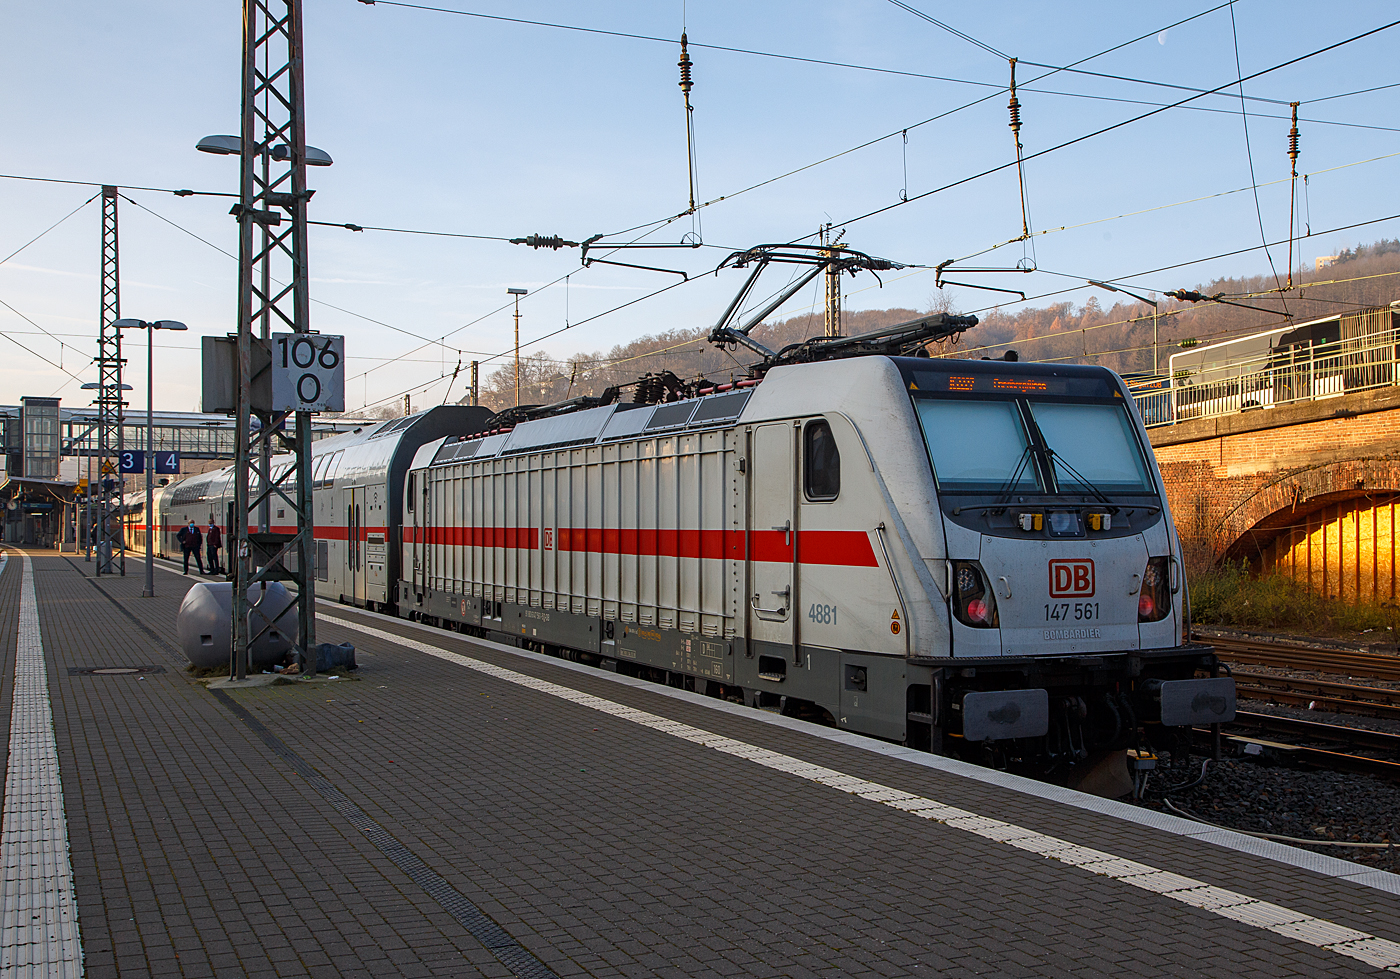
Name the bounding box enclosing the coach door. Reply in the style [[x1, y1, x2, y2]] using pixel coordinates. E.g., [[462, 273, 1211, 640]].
[[749, 423, 798, 662], [345, 485, 366, 603]]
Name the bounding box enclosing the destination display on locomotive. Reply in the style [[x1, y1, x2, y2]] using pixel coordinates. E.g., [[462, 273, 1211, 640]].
[[910, 370, 1117, 398]]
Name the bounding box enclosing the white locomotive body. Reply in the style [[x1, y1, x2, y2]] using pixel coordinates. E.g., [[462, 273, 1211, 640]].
[[127, 351, 1231, 768], [400, 355, 1233, 765]]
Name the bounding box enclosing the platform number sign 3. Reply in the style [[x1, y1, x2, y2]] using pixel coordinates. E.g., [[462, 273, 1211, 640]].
[[272, 334, 345, 412]]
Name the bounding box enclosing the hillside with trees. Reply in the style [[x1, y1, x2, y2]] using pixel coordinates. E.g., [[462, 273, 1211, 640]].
[[467, 240, 1400, 410]]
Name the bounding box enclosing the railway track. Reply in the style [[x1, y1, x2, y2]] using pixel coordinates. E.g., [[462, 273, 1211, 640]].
[[1199, 632, 1400, 681], [1231, 670, 1400, 719], [1200, 710, 1400, 781]]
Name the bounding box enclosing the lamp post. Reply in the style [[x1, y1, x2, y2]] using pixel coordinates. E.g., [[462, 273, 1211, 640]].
[[198, 134, 333, 536], [113, 318, 188, 597], [508, 287, 528, 407], [1087, 279, 1161, 374]]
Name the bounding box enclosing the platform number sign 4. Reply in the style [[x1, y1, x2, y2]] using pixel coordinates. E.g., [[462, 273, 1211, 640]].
[[119, 450, 179, 474], [272, 334, 345, 412]]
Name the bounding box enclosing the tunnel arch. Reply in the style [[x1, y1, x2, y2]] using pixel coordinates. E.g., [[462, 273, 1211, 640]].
[[1212, 460, 1400, 603]]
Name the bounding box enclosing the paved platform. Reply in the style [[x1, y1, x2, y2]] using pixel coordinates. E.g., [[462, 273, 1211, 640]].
[[1, 546, 1399, 978]]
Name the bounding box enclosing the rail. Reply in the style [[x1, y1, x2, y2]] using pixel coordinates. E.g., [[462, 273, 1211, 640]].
[[1208, 710, 1400, 781], [1232, 670, 1400, 719], [1199, 632, 1400, 681], [1132, 329, 1400, 428]]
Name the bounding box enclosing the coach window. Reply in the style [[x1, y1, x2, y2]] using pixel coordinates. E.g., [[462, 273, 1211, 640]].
[[804, 419, 841, 501], [323, 451, 343, 489]]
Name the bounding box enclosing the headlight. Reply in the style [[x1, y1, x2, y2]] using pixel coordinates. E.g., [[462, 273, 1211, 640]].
[[952, 561, 999, 628]]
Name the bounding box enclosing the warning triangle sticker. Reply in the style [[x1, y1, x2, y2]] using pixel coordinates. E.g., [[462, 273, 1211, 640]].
[[909, 381, 918, 390], [891, 609, 900, 620]]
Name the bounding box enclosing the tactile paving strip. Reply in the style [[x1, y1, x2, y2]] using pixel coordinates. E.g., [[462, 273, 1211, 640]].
[[0, 553, 83, 978]]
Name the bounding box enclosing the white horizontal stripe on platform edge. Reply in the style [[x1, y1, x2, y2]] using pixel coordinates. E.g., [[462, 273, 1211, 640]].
[[314, 598, 1400, 898], [320, 613, 1400, 975]]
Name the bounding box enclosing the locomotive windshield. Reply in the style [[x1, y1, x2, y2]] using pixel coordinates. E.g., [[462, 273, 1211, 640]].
[[915, 400, 1041, 491], [913, 396, 1154, 497], [1027, 402, 1153, 493]]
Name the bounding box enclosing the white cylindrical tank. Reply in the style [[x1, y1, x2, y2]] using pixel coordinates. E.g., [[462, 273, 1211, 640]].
[[176, 581, 297, 669]]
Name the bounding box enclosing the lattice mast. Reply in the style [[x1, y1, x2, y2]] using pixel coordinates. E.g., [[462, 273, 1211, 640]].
[[95, 185, 126, 576], [232, 0, 317, 679], [820, 224, 843, 337]]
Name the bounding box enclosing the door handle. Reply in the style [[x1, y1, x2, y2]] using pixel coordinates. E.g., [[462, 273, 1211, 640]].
[[752, 584, 790, 616], [772, 520, 791, 546]]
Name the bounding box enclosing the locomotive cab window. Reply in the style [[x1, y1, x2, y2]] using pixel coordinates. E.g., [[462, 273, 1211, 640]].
[[406, 472, 416, 512], [804, 420, 841, 500]]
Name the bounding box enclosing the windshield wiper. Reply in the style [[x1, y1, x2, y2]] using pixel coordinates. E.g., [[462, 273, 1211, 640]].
[[992, 443, 1037, 507], [1045, 449, 1118, 512]]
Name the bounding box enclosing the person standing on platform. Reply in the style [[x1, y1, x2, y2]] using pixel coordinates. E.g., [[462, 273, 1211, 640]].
[[177, 520, 204, 575], [206, 520, 224, 575]]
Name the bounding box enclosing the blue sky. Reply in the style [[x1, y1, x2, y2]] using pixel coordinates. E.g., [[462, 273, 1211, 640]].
[[1, 1, 1397, 412]]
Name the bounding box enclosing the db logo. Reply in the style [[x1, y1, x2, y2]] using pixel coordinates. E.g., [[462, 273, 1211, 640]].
[[1049, 559, 1095, 597]]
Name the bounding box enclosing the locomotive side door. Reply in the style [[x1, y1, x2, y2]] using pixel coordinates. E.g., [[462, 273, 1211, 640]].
[[748, 422, 797, 658]]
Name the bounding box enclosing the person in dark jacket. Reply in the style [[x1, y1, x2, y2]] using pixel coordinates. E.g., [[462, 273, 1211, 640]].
[[206, 520, 224, 575], [177, 520, 204, 574]]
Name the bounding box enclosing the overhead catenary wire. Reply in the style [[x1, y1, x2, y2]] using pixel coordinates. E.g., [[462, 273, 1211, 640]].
[[302, 2, 1394, 256], [949, 150, 1400, 267], [1228, 2, 1289, 317], [0, 192, 99, 268], [0, 298, 91, 385], [0, 171, 232, 197], [944, 220, 1400, 357], [360, 1, 1349, 246], [817, 18, 1400, 241], [882, 1, 1009, 60]]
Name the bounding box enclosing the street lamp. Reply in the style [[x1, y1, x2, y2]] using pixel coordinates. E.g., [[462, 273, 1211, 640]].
[[196, 133, 333, 537], [113, 318, 188, 597], [508, 287, 528, 407], [195, 135, 334, 166], [1087, 280, 1161, 375]]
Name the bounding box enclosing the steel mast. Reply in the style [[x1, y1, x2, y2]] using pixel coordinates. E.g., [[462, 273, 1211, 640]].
[[95, 186, 126, 576], [231, 0, 317, 679]]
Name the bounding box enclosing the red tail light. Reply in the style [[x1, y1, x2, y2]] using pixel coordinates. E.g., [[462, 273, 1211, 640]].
[[1139, 557, 1170, 623], [952, 561, 999, 628]]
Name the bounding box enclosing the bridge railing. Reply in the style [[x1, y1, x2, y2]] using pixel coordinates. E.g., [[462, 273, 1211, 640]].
[[1133, 329, 1400, 427]]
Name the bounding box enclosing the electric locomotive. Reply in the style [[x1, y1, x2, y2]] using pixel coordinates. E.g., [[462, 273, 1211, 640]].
[[399, 317, 1234, 773], [131, 247, 1232, 775]]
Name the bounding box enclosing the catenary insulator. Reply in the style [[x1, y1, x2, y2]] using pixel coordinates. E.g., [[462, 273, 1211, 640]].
[[679, 33, 693, 94], [1288, 102, 1300, 165]]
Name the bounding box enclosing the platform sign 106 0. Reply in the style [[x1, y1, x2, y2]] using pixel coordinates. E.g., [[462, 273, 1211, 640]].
[[271, 334, 345, 412]]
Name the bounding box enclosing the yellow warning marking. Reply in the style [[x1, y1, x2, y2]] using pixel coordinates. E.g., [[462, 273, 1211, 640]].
[[890, 609, 900, 620]]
